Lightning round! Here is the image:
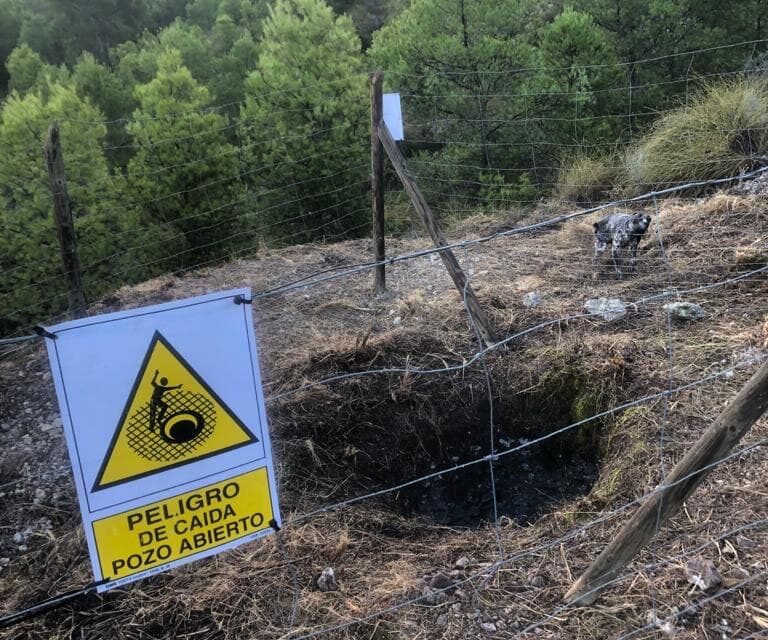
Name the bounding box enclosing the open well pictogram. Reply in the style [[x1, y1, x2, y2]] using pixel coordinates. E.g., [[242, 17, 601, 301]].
[[92, 331, 258, 491]]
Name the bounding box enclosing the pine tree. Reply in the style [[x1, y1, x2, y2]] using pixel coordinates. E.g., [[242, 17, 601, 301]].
[[127, 49, 245, 267], [239, 0, 369, 244]]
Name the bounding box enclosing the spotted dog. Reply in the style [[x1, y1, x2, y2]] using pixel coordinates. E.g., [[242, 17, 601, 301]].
[[593, 211, 652, 278]]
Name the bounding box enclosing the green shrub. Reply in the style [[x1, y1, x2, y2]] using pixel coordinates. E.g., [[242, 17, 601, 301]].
[[479, 171, 538, 211]]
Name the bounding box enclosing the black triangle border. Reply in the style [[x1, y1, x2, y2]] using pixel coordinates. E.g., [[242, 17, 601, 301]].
[[91, 331, 259, 492]]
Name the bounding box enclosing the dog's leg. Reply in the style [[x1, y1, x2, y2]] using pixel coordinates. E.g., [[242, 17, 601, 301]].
[[630, 240, 639, 273], [593, 239, 607, 265], [611, 243, 623, 279]]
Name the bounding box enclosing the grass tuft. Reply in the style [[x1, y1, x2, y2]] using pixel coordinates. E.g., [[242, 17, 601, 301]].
[[625, 77, 768, 190], [555, 152, 625, 205]]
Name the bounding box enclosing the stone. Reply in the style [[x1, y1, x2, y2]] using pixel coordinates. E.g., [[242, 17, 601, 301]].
[[663, 301, 705, 321], [317, 567, 338, 592], [480, 622, 497, 633], [522, 291, 542, 308], [454, 556, 472, 569], [584, 297, 627, 321]]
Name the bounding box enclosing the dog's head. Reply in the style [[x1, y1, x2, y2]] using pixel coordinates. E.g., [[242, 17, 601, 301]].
[[630, 214, 652, 235]]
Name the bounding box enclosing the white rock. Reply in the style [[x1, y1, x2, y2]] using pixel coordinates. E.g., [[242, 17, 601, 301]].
[[317, 567, 338, 592], [523, 291, 542, 308], [584, 297, 627, 321], [663, 301, 705, 321]]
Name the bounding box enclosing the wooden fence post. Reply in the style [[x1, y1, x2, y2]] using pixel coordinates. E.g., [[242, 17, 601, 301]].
[[370, 71, 386, 294], [378, 122, 497, 346], [44, 122, 86, 319], [564, 357, 768, 606]]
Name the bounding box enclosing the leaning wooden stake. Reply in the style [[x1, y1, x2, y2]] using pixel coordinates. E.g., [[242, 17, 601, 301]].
[[565, 357, 768, 606], [370, 71, 386, 294], [378, 122, 497, 346], [44, 122, 86, 319]]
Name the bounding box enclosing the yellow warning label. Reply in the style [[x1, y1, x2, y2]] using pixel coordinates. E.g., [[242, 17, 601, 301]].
[[93, 467, 273, 580], [92, 331, 258, 491]]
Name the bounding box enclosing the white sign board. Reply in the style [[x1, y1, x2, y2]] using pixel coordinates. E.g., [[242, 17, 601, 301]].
[[383, 92, 404, 141], [42, 288, 280, 591]]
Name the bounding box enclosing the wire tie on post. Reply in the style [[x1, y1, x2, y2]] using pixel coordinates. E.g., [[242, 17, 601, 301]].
[[233, 294, 253, 305], [33, 326, 58, 340], [269, 518, 281, 532]]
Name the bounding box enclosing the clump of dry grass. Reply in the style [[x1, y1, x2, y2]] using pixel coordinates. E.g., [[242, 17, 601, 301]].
[[555, 79, 768, 203], [556, 152, 627, 205], [626, 78, 768, 191]]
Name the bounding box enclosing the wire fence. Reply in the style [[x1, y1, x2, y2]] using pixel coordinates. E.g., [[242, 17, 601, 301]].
[[2, 40, 768, 639]]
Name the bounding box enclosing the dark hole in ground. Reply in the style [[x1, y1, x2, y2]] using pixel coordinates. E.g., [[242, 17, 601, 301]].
[[277, 349, 611, 529], [389, 433, 600, 527], [383, 394, 605, 527]]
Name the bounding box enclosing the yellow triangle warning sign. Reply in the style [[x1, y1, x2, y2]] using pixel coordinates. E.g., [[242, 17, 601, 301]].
[[92, 331, 258, 491]]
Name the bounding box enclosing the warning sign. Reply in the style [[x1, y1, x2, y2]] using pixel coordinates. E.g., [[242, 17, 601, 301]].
[[93, 468, 273, 582], [41, 288, 281, 591], [93, 331, 258, 491]]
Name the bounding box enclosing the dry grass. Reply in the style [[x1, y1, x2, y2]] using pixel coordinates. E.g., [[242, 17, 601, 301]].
[[555, 78, 768, 204], [556, 152, 627, 206], [626, 78, 768, 191], [1, 185, 768, 639]]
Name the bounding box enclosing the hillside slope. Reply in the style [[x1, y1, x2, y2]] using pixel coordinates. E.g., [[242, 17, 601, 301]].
[[1, 186, 768, 639]]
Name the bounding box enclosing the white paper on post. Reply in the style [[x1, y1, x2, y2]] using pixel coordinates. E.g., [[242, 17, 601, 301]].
[[383, 92, 404, 140]]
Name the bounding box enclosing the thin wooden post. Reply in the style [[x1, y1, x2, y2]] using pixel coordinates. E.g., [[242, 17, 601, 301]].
[[370, 71, 386, 294], [564, 357, 768, 606], [378, 122, 497, 346], [44, 122, 86, 319]]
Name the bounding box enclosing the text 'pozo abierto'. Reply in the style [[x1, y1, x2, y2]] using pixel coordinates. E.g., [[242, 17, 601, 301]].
[[93, 467, 273, 580]]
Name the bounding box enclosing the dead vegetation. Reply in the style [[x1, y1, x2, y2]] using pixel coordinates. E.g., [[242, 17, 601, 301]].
[[1, 185, 768, 639]]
